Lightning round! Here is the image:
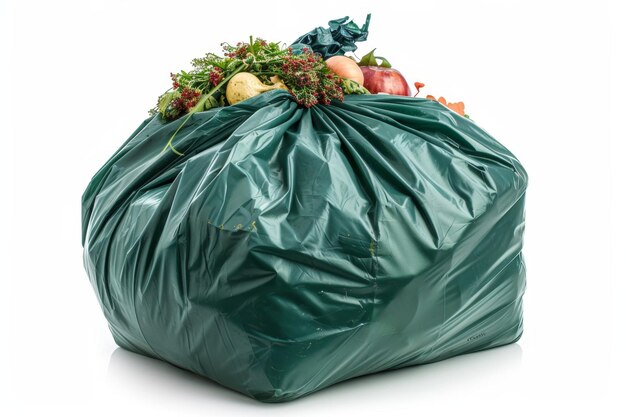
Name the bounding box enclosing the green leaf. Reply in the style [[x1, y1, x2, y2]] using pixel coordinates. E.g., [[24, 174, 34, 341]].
[[376, 56, 392, 68], [341, 78, 370, 95], [157, 91, 180, 115], [357, 48, 392, 68], [205, 95, 219, 110], [358, 48, 378, 66]]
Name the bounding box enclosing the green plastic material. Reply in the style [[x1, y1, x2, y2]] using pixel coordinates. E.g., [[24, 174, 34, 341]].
[[82, 90, 528, 402], [290, 14, 371, 58]]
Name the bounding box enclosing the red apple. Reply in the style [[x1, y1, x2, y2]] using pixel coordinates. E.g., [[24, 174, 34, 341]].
[[358, 49, 411, 96], [360, 66, 411, 96]]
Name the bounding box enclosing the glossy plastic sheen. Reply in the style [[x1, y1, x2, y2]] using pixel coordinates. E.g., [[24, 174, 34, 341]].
[[290, 15, 370, 58], [82, 90, 528, 402]]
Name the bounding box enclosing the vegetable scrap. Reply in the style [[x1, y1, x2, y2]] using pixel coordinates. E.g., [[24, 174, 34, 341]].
[[152, 15, 473, 154], [426, 95, 467, 117]]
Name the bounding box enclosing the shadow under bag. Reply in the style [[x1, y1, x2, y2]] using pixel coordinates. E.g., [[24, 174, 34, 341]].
[[82, 90, 528, 402]]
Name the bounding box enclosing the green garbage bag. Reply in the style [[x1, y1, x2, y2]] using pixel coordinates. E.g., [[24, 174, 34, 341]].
[[82, 90, 527, 402]]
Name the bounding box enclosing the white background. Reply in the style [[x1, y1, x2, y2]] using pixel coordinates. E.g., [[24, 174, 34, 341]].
[[1, 0, 624, 415]]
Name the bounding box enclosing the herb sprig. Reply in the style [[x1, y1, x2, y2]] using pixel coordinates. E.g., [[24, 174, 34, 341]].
[[152, 38, 345, 122]]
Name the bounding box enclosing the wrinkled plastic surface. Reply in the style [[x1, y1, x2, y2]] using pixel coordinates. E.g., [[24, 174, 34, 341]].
[[82, 90, 527, 402], [290, 15, 370, 58]]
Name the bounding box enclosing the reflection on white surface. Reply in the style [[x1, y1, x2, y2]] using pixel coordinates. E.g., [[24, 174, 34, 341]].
[[107, 343, 523, 409], [107, 347, 258, 407]]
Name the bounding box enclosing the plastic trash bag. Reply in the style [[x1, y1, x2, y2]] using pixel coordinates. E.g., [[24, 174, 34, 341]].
[[82, 90, 528, 402]]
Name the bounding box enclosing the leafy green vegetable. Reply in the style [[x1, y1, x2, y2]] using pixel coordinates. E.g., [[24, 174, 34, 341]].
[[152, 38, 346, 123], [341, 79, 370, 95], [155, 39, 349, 155]]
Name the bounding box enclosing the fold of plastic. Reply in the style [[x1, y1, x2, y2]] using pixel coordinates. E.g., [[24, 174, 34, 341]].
[[290, 14, 371, 58], [82, 90, 528, 403]]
